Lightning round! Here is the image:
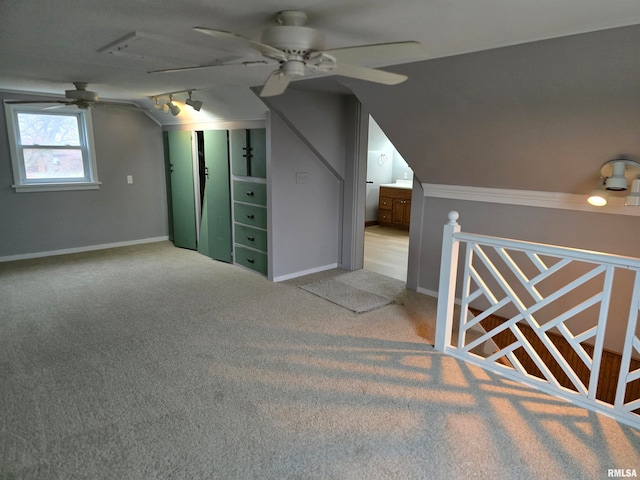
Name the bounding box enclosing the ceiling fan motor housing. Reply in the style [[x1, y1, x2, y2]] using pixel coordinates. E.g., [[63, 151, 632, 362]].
[[260, 26, 325, 56], [65, 88, 98, 103]]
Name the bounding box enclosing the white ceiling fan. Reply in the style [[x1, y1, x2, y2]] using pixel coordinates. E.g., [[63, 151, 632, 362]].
[[149, 10, 429, 97], [6, 82, 147, 110]]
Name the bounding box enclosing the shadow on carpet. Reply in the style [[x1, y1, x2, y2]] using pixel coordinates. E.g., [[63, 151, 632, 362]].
[[299, 269, 405, 313]]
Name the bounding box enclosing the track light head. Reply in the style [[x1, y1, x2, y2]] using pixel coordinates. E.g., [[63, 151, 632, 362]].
[[167, 95, 180, 116], [185, 91, 203, 111], [185, 98, 203, 111]]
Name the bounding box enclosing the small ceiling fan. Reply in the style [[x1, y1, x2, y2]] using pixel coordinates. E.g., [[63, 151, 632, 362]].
[[149, 10, 429, 97], [6, 82, 147, 110]]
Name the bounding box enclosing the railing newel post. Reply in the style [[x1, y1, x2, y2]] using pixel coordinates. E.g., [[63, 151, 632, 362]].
[[435, 211, 461, 352]]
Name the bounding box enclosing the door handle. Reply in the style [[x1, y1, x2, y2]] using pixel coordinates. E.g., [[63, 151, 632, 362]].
[[246, 191, 254, 197], [247, 236, 255, 242], [246, 214, 255, 219]]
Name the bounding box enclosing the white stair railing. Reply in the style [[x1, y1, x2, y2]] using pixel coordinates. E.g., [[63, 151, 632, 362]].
[[435, 211, 640, 429]]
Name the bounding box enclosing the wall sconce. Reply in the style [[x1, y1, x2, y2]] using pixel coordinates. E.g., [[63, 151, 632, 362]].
[[167, 95, 180, 116], [185, 90, 203, 111], [588, 158, 640, 207], [587, 179, 609, 206]]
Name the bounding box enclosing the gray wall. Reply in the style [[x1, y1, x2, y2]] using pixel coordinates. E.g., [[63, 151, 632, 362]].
[[264, 89, 364, 280], [346, 24, 640, 194], [268, 111, 341, 279], [0, 91, 168, 258]]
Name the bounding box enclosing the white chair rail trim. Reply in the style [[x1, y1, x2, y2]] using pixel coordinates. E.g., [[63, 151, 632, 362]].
[[422, 183, 640, 217]]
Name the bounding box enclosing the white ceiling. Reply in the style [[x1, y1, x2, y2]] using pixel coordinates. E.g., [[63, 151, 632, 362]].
[[2, 0, 639, 125]]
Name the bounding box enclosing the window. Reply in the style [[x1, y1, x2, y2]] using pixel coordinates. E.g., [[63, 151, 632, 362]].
[[4, 102, 100, 192]]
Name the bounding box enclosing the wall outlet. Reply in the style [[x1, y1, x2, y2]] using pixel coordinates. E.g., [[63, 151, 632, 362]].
[[295, 172, 309, 184], [127, 175, 134, 184]]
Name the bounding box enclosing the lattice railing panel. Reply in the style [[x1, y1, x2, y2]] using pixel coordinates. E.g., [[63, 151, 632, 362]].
[[435, 211, 640, 430], [456, 240, 612, 401]]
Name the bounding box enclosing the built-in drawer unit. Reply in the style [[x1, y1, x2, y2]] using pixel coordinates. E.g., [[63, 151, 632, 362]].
[[235, 245, 268, 276], [234, 224, 268, 252], [233, 180, 267, 206], [233, 202, 267, 229]]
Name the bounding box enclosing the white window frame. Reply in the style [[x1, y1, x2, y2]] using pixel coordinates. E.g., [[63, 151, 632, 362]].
[[4, 101, 100, 192]]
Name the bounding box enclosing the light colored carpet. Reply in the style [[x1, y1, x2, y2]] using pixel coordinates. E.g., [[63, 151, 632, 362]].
[[299, 270, 404, 313], [1, 241, 639, 479]]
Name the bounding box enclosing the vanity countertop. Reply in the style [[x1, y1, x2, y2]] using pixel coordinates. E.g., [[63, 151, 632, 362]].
[[380, 182, 412, 190]]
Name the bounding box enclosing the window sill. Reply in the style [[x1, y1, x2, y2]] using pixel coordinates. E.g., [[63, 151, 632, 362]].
[[12, 182, 102, 193]]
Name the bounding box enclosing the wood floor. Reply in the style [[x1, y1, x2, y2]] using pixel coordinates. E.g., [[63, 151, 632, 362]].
[[363, 225, 409, 281]]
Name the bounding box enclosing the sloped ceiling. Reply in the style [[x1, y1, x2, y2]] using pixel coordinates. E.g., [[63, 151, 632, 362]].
[[1, 0, 639, 125]]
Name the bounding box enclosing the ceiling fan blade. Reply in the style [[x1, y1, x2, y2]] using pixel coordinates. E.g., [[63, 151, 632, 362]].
[[194, 27, 288, 62], [331, 64, 407, 85], [148, 60, 270, 74], [94, 102, 148, 111], [324, 41, 428, 68], [260, 70, 291, 97], [5, 100, 69, 105]]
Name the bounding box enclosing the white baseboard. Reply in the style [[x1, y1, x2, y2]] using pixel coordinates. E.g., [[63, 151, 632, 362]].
[[0, 236, 170, 263], [272, 263, 339, 282], [417, 286, 439, 298]]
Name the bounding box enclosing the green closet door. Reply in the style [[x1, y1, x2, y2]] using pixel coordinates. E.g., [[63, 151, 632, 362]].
[[199, 130, 232, 263], [230, 128, 266, 178], [167, 130, 197, 250], [230, 129, 249, 177], [248, 128, 266, 178]]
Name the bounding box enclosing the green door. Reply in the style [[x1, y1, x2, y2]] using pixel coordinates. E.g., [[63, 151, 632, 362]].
[[199, 130, 232, 262], [167, 130, 197, 250]]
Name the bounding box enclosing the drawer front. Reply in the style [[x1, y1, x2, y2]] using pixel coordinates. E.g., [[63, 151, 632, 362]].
[[234, 180, 267, 206], [379, 196, 393, 210], [235, 224, 268, 252], [235, 246, 268, 275], [234, 202, 267, 229], [379, 210, 392, 223], [380, 186, 412, 199]]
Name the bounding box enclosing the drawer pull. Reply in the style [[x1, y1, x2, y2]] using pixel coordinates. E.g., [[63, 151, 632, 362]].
[[246, 191, 254, 197], [247, 236, 255, 242], [246, 214, 255, 219], [247, 258, 255, 264]]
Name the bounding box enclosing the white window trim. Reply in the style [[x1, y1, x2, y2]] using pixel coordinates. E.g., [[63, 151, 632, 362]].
[[4, 101, 101, 192]]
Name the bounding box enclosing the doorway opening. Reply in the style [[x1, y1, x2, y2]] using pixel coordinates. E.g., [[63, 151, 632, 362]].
[[363, 116, 412, 282]]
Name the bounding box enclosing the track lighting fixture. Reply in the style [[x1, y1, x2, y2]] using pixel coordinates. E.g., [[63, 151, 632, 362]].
[[588, 158, 640, 207], [149, 89, 202, 115], [167, 95, 180, 116], [185, 90, 203, 111]]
